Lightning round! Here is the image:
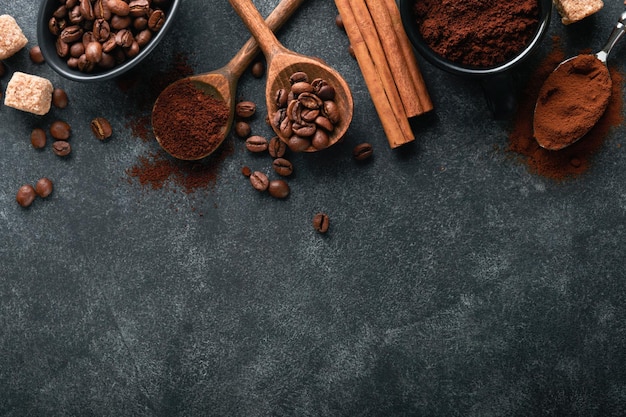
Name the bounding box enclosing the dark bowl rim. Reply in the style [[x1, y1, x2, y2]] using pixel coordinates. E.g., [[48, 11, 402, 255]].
[[36, 0, 181, 82], [398, 0, 552, 77]]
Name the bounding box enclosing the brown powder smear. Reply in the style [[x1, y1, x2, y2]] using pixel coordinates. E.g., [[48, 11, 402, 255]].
[[507, 37, 624, 180]]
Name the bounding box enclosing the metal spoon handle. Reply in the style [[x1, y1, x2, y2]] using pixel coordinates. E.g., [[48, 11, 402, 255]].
[[596, 11, 626, 63]]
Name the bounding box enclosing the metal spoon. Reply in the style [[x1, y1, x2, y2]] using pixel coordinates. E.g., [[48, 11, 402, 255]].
[[228, 0, 354, 152], [534, 11, 626, 151], [152, 0, 304, 160]]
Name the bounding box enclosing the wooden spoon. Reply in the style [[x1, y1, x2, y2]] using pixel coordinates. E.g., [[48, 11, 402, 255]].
[[229, 0, 353, 152], [152, 0, 305, 160]]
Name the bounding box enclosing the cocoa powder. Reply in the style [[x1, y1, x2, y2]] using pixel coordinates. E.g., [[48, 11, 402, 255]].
[[414, 0, 540, 68]]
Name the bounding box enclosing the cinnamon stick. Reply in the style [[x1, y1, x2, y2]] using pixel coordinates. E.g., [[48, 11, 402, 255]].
[[380, 0, 433, 113], [335, 0, 414, 148], [364, 0, 423, 117]]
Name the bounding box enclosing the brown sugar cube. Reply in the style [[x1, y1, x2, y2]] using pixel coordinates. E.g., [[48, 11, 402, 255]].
[[0, 15, 28, 60], [4, 72, 54, 115], [553, 0, 604, 25]]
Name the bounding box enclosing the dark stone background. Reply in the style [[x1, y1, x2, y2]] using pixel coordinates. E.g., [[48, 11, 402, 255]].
[[2, 1, 626, 416]]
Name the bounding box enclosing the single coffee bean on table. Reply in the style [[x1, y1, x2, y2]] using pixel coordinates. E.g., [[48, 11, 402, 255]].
[[251, 61, 265, 78], [245, 135, 269, 153], [313, 213, 330, 233], [234, 121, 251, 138], [249, 171, 269, 192], [272, 158, 293, 177], [52, 88, 68, 108], [29, 46, 45, 64], [30, 128, 47, 149], [268, 136, 287, 158], [35, 178, 54, 198], [91, 117, 113, 140], [52, 140, 71, 156], [268, 179, 290, 199], [50, 120, 71, 140], [353, 142, 373, 161], [16, 184, 36, 208], [236, 101, 256, 119]]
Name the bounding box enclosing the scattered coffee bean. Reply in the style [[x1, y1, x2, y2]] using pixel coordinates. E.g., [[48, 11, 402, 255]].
[[335, 14, 344, 30], [313, 212, 330, 233], [272, 158, 293, 177], [249, 171, 269, 191], [30, 128, 47, 149], [50, 120, 71, 140], [16, 184, 36, 207], [353, 142, 373, 161], [52, 88, 69, 108], [236, 101, 256, 118], [234, 121, 251, 138], [35, 178, 54, 198], [268, 136, 287, 158], [52, 140, 72, 156], [90, 117, 113, 140], [268, 179, 290, 199], [251, 61, 265, 78], [245, 135, 268, 153], [241, 166, 251, 177], [29, 46, 45, 64]]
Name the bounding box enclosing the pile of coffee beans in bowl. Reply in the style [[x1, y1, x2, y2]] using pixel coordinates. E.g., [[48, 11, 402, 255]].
[[272, 71, 341, 152], [47, 0, 171, 73]]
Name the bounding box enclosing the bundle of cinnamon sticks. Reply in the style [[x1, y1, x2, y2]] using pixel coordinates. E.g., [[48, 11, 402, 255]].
[[335, 0, 432, 149]]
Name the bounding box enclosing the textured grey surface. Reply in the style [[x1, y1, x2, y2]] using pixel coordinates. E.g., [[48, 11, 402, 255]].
[[2, 1, 626, 416]]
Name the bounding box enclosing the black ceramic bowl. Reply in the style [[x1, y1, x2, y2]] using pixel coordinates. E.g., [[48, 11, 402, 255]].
[[398, 0, 552, 76], [37, 0, 180, 82]]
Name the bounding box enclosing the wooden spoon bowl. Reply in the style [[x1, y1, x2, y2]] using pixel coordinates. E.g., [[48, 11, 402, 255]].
[[229, 0, 353, 152]]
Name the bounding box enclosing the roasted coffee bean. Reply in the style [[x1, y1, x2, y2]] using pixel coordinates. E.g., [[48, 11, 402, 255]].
[[79, 0, 95, 20], [241, 166, 252, 177], [335, 14, 344, 30], [298, 92, 322, 109], [148, 10, 165, 31], [287, 135, 310, 152], [92, 18, 111, 40], [275, 88, 288, 108], [50, 120, 71, 140], [291, 81, 314, 95], [323, 100, 340, 124], [111, 15, 131, 30], [91, 117, 113, 140], [272, 158, 293, 177], [289, 71, 308, 84], [35, 178, 54, 198], [85, 41, 103, 63], [102, 35, 117, 53], [69, 5, 83, 24], [251, 61, 265, 78], [317, 84, 336, 101], [292, 122, 316, 138], [98, 52, 116, 69], [108, 0, 130, 16], [124, 41, 140, 58], [115, 29, 134, 48], [52, 88, 69, 109], [30, 128, 47, 149], [77, 54, 95, 72], [236, 101, 256, 118], [268, 136, 287, 158], [234, 121, 251, 138], [245, 135, 268, 153], [353, 142, 373, 161], [16, 184, 36, 208], [29, 46, 45, 64], [52, 141, 72, 156], [311, 129, 330, 150], [70, 41, 85, 57], [315, 115, 334, 132], [48, 17, 66, 36], [279, 116, 293, 138], [249, 171, 269, 192], [312, 213, 330, 233], [56, 38, 70, 57], [53, 5, 68, 19], [94, 0, 112, 20], [133, 16, 148, 30], [59, 25, 83, 43], [268, 179, 290, 199], [128, 0, 150, 17], [135, 29, 152, 47]]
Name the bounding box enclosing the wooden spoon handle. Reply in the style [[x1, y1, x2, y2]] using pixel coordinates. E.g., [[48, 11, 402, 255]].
[[228, 0, 287, 58], [228, 0, 304, 77]]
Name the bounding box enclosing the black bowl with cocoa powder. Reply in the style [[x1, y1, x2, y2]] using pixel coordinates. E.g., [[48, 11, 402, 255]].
[[37, 0, 180, 82], [399, 0, 551, 118], [399, 0, 551, 75]]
